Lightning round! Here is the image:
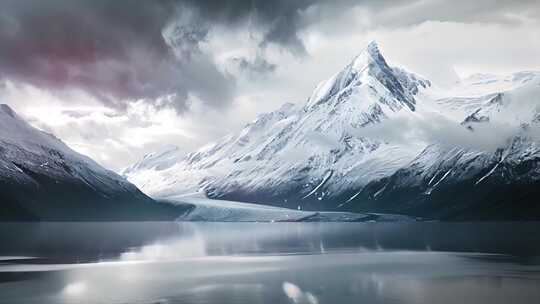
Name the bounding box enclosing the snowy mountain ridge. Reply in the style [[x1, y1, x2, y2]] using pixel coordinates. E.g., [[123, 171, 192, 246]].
[[123, 42, 540, 220], [0, 104, 125, 185]]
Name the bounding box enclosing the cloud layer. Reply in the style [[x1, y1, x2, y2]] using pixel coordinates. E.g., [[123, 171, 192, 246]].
[[2, 0, 538, 112], [0, 0, 236, 112]]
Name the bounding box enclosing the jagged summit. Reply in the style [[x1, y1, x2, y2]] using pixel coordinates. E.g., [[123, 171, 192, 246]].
[[306, 41, 416, 111], [350, 40, 384, 69]]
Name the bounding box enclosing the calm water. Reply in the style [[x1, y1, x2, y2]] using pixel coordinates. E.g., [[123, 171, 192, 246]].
[[0, 222, 539, 304]]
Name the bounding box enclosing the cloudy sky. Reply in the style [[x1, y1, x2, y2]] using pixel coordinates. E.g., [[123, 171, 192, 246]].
[[1, 0, 539, 170]]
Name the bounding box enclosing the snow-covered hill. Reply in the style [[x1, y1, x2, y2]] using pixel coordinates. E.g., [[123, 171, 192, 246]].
[[124, 42, 540, 220], [0, 104, 181, 220]]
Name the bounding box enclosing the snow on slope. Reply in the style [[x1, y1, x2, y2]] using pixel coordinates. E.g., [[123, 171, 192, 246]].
[[124, 42, 429, 204], [344, 72, 540, 219], [122, 145, 185, 174], [428, 71, 540, 119], [456, 71, 539, 96], [401, 75, 540, 189], [124, 41, 540, 216]]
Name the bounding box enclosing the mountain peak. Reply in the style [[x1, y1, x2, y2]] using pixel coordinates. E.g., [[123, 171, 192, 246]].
[[366, 40, 380, 56], [350, 40, 387, 71], [306, 41, 416, 111]]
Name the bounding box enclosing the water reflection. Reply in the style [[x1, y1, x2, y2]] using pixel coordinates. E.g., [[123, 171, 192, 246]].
[[62, 281, 87, 297], [0, 222, 539, 304], [1, 222, 540, 262], [283, 282, 319, 304], [120, 236, 206, 262]]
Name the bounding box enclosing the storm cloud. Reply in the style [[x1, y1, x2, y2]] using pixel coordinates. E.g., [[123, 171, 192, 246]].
[[0, 0, 315, 111], [0, 0, 538, 113], [0, 0, 233, 112]]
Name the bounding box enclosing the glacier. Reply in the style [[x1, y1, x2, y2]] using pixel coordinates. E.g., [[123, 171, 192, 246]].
[[160, 193, 415, 222]]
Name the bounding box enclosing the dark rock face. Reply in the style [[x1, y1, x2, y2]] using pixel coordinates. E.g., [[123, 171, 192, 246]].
[[0, 167, 182, 221]]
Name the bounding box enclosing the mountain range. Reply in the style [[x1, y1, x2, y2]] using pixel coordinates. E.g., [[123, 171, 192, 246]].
[[1, 42, 538, 221], [123, 42, 540, 220]]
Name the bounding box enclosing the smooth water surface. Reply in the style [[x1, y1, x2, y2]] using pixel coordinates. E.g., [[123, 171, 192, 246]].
[[0, 222, 539, 304]]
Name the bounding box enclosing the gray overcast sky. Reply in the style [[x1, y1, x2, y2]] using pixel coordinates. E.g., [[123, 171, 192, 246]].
[[1, 0, 539, 170]]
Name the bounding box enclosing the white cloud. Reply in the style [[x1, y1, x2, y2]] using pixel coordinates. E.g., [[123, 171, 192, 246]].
[[350, 108, 525, 152]]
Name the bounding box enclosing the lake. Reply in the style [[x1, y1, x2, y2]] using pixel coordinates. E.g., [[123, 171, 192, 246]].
[[0, 222, 539, 304]]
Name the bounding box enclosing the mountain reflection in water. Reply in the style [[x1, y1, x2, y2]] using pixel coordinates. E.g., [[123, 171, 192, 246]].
[[0, 222, 539, 304]]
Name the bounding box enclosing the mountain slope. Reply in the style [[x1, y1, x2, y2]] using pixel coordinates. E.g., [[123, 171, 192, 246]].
[[0, 104, 182, 221], [347, 78, 540, 220], [124, 42, 428, 208], [124, 42, 540, 220]]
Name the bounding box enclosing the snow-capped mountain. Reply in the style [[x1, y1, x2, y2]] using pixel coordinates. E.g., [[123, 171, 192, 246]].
[[347, 77, 540, 219], [124, 42, 425, 202], [0, 104, 180, 220], [124, 42, 540, 220]]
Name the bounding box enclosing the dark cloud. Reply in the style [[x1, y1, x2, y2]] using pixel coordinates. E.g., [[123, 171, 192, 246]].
[[232, 55, 277, 76], [259, 11, 307, 56], [0, 0, 537, 112], [0, 0, 235, 112], [182, 0, 315, 53], [0, 0, 318, 112]]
